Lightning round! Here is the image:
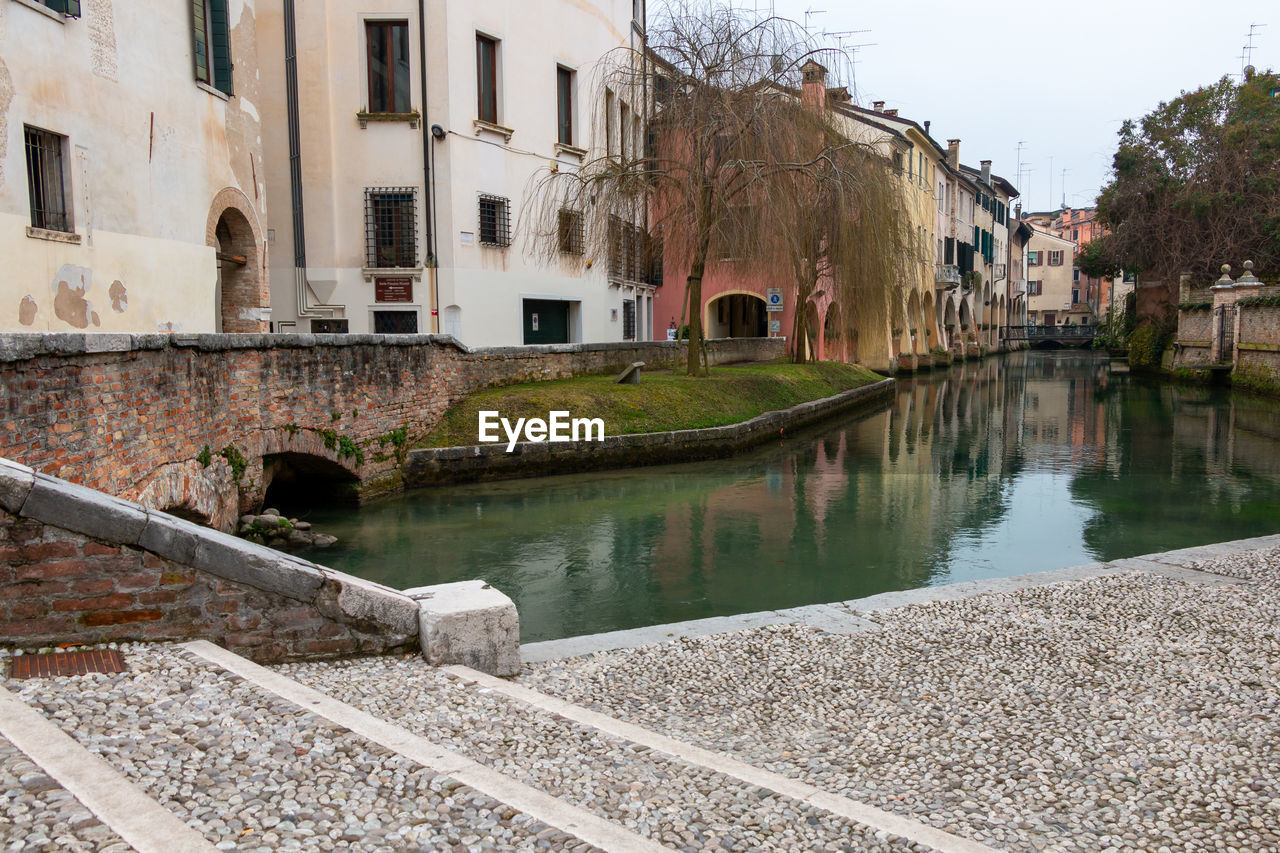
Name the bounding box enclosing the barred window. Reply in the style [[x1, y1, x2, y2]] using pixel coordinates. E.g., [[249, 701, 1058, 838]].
[[365, 187, 417, 268], [478, 194, 511, 247], [24, 126, 71, 233], [648, 235, 663, 286], [622, 299, 636, 341], [558, 208, 583, 255], [608, 216, 647, 281]]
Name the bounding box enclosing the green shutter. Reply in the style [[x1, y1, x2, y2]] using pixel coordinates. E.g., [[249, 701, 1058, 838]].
[[44, 0, 66, 12], [210, 0, 233, 95], [192, 0, 209, 83], [64, 0, 80, 16]]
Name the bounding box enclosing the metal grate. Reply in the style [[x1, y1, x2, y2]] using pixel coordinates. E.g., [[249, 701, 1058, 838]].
[[373, 310, 419, 334], [558, 208, 583, 255], [24, 126, 70, 233], [478, 194, 510, 247], [365, 187, 417, 268], [9, 649, 126, 679], [622, 298, 636, 341]]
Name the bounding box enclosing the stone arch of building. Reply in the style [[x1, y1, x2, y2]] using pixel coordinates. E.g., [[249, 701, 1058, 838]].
[[907, 290, 924, 355], [704, 290, 768, 339], [206, 187, 268, 334]]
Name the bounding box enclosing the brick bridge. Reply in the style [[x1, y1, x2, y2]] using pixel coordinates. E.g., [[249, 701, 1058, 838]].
[[0, 333, 783, 531]]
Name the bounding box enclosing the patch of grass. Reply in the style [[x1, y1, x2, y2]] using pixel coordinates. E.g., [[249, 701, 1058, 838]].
[[418, 361, 884, 448]]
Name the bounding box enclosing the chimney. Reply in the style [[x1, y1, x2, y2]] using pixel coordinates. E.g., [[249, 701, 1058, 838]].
[[799, 60, 827, 114], [884, 108, 898, 117], [923, 120, 931, 135], [946, 139, 960, 169], [1015, 203, 1022, 220], [980, 159, 992, 184], [872, 100, 885, 112]]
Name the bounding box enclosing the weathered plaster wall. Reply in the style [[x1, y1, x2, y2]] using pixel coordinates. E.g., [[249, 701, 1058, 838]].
[[0, 0, 267, 334], [0, 333, 785, 523]]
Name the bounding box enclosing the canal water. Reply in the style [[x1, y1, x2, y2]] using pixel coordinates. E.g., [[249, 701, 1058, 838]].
[[302, 352, 1280, 642]]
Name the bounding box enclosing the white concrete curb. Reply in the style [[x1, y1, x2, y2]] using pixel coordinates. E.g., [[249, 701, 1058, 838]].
[[0, 684, 217, 853]]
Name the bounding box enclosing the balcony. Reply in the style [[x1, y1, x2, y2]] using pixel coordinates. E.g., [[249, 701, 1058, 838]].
[[994, 263, 1006, 280], [934, 264, 960, 286]]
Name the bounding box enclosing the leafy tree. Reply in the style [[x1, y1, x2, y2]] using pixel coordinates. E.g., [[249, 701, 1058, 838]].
[[1094, 70, 1280, 282]]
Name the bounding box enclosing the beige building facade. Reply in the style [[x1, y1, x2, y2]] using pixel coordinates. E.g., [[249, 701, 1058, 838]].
[[257, 0, 648, 344], [1026, 228, 1077, 326], [0, 0, 269, 334]]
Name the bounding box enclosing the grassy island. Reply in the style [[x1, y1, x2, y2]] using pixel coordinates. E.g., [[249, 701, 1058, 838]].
[[418, 361, 884, 448]]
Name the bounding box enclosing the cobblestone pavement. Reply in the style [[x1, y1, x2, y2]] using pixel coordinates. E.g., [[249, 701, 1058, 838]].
[[522, 556, 1280, 853], [282, 657, 926, 853], [4, 646, 597, 852], [0, 734, 127, 852]]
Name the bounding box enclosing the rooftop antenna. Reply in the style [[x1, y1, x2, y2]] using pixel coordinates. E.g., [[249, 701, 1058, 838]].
[[803, 7, 826, 35], [1015, 140, 1027, 198], [1245, 23, 1266, 72], [1060, 167, 1070, 208]]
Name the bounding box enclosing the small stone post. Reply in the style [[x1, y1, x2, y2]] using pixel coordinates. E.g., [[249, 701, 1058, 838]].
[[1210, 264, 1236, 364]]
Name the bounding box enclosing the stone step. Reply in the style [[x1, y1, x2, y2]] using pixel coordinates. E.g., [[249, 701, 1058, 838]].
[[280, 653, 994, 853], [4, 642, 631, 851]]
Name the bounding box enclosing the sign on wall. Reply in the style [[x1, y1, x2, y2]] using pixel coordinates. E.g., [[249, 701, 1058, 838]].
[[375, 276, 413, 303], [765, 288, 784, 312], [769, 318, 781, 333]]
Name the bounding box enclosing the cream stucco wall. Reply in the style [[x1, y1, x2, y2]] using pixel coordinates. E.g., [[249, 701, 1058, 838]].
[[260, 0, 643, 344], [1027, 229, 1077, 324], [0, 0, 267, 333]]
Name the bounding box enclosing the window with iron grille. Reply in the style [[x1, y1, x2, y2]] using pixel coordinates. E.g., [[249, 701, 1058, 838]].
[[374, 310, 419, 334], [478, 194, 511, 247], [558, 208, 583, 255], [192, 0, 233, 95], [648, 235, 663, 286], [609, 216, 646, 280], [24, 126, 71, 233], [622, 299, 636, 341], [365, 188, 417, 268]]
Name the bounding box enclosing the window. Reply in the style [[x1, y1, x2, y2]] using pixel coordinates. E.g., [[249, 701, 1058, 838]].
[[192, 0, 233, 95], [622, 299, 636, 341], [311, 319, 349, 334], [1028, 280, 1043, 296], [24, 126, 71, 233], [366, 21, 410, 113], [1028, 250, 1042, 266], [1072, 289, 1080, 304], [364, 188, 417, 267], [558, 208, 583, 255], [620, 102, 631, 160], [36, 0, 81, 16], [1072, 228, 1079, 241], [893, 152, 904, 174], [476, 34, 498, 123], [609, 216, 647, 281], [374, 311, 419, 334], [1048, 250, 1064, 266], [557, 66, 574, 145], [478, 194, 511, 247], [1073, 268, 1081, 283], [605, 88, 615, 156]]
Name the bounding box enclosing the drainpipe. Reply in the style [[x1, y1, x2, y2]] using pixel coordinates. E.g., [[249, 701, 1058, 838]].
[[283, 0, 341, 324], [418, 0, 439, 332]]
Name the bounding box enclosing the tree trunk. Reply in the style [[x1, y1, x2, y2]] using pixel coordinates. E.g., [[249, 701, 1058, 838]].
[[685, 222, 714, 377]]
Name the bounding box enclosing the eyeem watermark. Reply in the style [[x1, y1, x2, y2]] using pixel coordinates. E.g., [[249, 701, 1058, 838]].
[[478, 410, 605, 452]]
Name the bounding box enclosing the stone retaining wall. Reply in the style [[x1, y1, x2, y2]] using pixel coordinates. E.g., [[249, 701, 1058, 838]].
[[0, 333, 785, 525], [404, 378, 895, 486]]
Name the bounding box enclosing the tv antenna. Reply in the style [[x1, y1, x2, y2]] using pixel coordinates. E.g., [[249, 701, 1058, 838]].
[[803, 7, 826, 35], [1015, 141, 1027, 198], [1245, 23, 1266, 72], [1060, 167, 1070, 208]]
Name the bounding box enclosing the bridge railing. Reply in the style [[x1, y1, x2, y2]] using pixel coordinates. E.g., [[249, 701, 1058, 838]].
[[1005, 325, 1096, 341]]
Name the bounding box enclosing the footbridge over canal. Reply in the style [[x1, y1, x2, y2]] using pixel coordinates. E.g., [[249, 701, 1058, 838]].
[[0, 333, 783, 532], [1004, 325, 1096, 348]]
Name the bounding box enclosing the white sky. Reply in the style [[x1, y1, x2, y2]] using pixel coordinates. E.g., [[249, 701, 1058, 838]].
[[759, 0, 1276, 212]]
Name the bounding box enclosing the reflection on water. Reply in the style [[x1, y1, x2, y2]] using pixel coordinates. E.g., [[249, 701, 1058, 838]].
[[303, 352, 1280, 642]]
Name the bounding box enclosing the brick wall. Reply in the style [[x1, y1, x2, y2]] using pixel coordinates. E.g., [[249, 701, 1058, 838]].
[[0, 333, 785, 521], [0, 458, 419, 661]]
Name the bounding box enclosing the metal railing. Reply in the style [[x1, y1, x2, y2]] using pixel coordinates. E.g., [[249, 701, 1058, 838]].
[[934, 264, 960, 285], [1005, 325, 1096, 341]]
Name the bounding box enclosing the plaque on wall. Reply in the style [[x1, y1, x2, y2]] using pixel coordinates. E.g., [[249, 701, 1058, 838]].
[[375, 276, 413, 303]]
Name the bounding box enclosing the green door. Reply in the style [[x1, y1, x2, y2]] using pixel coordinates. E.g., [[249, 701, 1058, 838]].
[[523, 299, 570, 344]]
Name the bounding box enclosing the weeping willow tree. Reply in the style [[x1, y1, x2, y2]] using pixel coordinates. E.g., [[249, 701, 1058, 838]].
[[764, 95, 908, 364], [524, 1, 903, 375]]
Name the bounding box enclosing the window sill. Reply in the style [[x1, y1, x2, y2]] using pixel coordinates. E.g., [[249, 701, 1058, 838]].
[[554, 142, 587, 160], [26, 226, 81, 244], [196, 81, 230, 101], [472, 119, 514, 143], [357, 110, 420, 129], [11, 0, 67, 23], [361, 267, 422, 282]]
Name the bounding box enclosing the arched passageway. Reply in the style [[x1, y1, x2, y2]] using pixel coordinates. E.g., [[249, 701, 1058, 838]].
[[705, 292, 767, 338], [262, 452, 362, 509]]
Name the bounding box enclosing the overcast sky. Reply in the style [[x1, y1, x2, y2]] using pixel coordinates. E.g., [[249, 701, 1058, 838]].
[[757, 0, 1275, 212]]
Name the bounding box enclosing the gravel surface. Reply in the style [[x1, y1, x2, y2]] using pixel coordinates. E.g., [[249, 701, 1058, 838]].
[[522, 565, 1280, 853], [282, 656, 929, 853], [5, 644, 596, 852], [0, 734, 127, 852]]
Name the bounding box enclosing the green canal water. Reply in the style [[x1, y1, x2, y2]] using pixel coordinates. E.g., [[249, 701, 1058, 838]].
[[301, 352, 1280, 642]]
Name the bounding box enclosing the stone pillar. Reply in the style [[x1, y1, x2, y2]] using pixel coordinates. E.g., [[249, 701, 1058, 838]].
[[1210, 265, 1236, 364]]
